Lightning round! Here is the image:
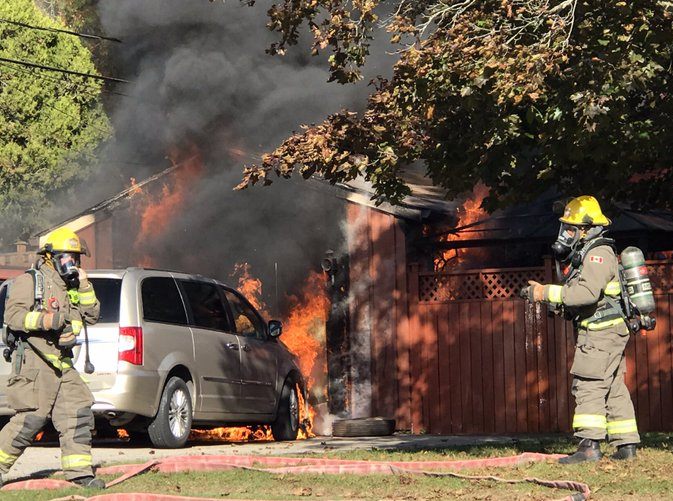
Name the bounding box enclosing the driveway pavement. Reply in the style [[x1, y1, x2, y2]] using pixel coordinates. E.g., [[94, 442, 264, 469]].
[[5, 433, 526, 482]]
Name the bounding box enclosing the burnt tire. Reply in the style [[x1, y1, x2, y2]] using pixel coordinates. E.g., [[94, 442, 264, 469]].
[[332, 417, 396, 437], [148, 377, 193, 448], [271, 380, 299, 441]]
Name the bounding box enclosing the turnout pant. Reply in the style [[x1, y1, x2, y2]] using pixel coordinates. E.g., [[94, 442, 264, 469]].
[[570, 325, 640, 447], [0, 348, 95, 480]]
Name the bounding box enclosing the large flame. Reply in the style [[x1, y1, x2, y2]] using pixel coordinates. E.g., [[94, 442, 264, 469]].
[[228, 264, 328, 391], [279, 270, 328, 392], [131, 145, 203, 267], [433, 184, 488, 271]]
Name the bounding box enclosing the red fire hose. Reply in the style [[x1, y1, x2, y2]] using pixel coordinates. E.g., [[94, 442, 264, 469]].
[[0, 453, 591, 501]]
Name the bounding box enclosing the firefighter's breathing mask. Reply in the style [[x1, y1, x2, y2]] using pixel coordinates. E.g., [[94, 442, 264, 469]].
[[551, 223, 582, 261], [552, 223, 606, 265], [52, 252, 80, 287]]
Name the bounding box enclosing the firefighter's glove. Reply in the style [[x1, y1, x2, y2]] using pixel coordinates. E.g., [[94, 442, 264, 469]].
[[528, 280, 545, 302], [58, 325, 77, 348], [520, 281, 545, 302], [41, 312, 66, 331]]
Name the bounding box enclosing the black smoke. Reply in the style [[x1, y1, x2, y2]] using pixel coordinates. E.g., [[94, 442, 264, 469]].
[[71, 0, 393, 312]]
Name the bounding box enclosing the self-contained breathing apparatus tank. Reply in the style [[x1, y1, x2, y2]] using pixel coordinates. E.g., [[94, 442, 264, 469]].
[[620, 246, 656, 332]]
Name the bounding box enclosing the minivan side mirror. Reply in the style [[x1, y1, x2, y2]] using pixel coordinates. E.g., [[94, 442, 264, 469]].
[[268, 320, 282, 338]]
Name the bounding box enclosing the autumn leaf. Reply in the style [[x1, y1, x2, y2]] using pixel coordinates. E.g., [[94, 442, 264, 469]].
[[240, 0, 673, 212]]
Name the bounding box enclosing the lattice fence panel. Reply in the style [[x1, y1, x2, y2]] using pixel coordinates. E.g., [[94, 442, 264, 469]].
[[418, 262, 673, 303], [419, 268, 546, 302]]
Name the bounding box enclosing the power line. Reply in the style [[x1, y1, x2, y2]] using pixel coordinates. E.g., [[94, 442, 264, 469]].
[[0, 78, 112, 137], [0, 56, 128, 83], [0, 18, 122, 43], [0, 60, 176, 112], [0, 61, 131, 99]]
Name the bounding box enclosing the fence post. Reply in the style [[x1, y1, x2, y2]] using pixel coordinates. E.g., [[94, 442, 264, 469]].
[[407, 263, 424, 432], [544, 255, 554, 283]]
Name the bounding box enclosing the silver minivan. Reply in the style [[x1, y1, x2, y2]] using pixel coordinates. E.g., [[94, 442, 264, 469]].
[[0, 267, 305, 448]]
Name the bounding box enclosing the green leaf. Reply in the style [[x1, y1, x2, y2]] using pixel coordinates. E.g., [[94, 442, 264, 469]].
[[0, 0, 110, 244]]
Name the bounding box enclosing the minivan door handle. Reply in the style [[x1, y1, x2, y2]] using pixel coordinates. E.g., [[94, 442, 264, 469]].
[[225, 343, 239, 350], [241, 344, 251, 352]]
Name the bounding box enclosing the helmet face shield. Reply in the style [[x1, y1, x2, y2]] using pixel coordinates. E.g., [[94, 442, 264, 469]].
[[551, 223, 582, 261], [53, 252, 80, 282]]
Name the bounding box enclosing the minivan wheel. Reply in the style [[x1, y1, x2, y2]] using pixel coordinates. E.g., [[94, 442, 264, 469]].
[[271, 380, 299, 441], [147, 376, 193, 448]]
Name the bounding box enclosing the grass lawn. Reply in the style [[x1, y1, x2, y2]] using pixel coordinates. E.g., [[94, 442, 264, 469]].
[[0, 433, 671, 500]]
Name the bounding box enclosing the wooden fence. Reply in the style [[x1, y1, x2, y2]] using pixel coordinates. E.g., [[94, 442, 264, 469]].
[[386, 259, 673, 434]]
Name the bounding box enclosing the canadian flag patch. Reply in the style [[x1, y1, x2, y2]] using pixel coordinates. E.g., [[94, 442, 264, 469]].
[[589, 255, 604, 264]]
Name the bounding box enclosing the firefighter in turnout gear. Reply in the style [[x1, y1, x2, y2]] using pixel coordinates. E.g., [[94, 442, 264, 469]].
[[521, 196, 639, 463], [0, 228, 104, 488]]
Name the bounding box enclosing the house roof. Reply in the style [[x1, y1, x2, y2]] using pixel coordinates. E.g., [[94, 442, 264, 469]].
[[335, 163, 461, 222], [425, 204, 673, 250], [34, 163, 180, 245], [338, 173, 673, 250]]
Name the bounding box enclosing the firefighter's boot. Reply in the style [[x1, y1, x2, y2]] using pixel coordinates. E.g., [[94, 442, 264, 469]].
[[611, 444, 637, 460], [71, 476, 105, 489], [559, 438, 602, 464]]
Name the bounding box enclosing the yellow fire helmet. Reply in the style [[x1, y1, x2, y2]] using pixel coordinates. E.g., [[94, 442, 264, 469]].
[[559, 195, 611, 226], [39, 228, 82, 254]]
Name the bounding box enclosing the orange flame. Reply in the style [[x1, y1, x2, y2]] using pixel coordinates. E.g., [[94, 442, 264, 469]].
[[132, 145, 203, 267], [138, 148, 202, 239], [280, 271, 328, 392], [232, 263, 266, 313], [190, 425, 273, 442], [434, 184, 488, 271], [190, 382, 314, 442], [297, 382, 315, 438], [128, 177, 143, 196]]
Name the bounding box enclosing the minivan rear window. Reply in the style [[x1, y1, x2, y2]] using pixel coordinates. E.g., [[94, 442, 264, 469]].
[[142, 277, 188, 325], [89, 278, 122, 323]]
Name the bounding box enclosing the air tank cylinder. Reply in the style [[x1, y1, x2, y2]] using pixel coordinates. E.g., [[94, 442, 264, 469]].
[[620, 247, 656, 314], [620, 246, 657, 331]]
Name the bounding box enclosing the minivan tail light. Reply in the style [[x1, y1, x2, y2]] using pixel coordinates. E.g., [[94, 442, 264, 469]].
[[118, 327, 143, 365]]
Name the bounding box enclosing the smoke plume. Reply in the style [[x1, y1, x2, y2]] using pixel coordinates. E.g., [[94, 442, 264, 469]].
[[74, 0, 392, 309]]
